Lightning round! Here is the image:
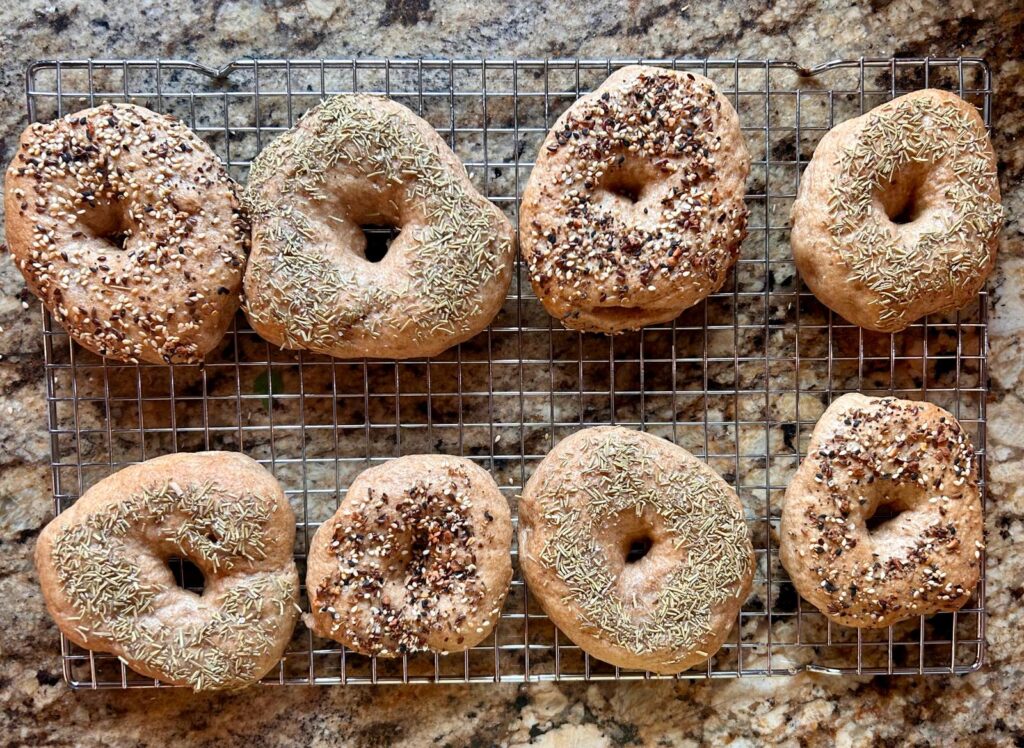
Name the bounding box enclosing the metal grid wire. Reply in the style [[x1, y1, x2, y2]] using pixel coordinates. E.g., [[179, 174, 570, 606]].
[[26, 57, 991, 687]]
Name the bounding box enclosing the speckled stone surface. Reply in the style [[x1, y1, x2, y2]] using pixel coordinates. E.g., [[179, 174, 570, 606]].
[[1, 1, 1023, 746]]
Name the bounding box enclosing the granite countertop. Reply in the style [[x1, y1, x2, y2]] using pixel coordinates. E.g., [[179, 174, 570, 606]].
[[2, 1, 1023, 746]]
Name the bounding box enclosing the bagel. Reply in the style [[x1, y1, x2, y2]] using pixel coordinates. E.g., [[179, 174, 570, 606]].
[[34, 452, 300, 690], [780, 394, 983, 628], [306, 455, 513, 656], [518, 426, 754, 673], [5, 103, 247, 364], [243, 94, 515, 359], [519, 65, 750, 333], [791, 89, 1002, 332]]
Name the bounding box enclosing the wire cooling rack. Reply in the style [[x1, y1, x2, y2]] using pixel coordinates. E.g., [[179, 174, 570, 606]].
[[26, 57, 990, 687]]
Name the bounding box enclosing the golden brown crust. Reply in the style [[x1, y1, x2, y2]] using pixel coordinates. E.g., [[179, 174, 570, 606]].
[[520, 65, 750, 333], [5, 103, 247, 364], [34, 451, 300, 690], [242, 95, 515, 360], [518, 426, 754, 673], [791, 89, 1001, 333], [305, 455, 512, 656], [780, 394, 983, 628]]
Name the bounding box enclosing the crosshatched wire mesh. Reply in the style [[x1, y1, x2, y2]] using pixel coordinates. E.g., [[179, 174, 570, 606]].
[[26, 57, 990, 688]]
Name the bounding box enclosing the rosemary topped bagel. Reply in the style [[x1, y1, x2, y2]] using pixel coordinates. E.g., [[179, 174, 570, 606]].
[[242, 94, 515, 359], [791, 89, 1001, 332]]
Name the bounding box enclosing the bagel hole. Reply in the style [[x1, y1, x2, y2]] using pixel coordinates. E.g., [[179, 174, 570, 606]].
[[884, 187, 923, 225], [170, 557, 206, 596], [79, 207, 133, 251], [877, 167, 930, 226], [865, 507, 904, 534], [107, 231, 131, 250], [624, 534, 654, 564], [601, 168, 648, 204], [360, 224, 400, 263]]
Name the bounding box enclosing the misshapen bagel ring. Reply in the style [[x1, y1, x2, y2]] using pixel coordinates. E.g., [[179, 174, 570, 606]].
[[519, 65, 750, 333], [242, 94, 515, 360], [5, 103, 248, 364], [305, 454, 513, 656], [35, 452, 300, 690], [791, 89, 1002, 332], [780, 394, 983, 628]]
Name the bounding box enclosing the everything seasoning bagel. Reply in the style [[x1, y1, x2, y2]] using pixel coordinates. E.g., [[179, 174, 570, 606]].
[[780, 394, 983, 628], [5, 103, 247, 364], [306, 455, 513, 656], [520, 65, 750, 333]]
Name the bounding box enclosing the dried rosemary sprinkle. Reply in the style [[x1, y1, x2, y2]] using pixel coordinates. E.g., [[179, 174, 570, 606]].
[[243, 95, 511, 352], [826, 96, 1002, 328], [51, 480, 296, 690], [533, 433, 750, 662]]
